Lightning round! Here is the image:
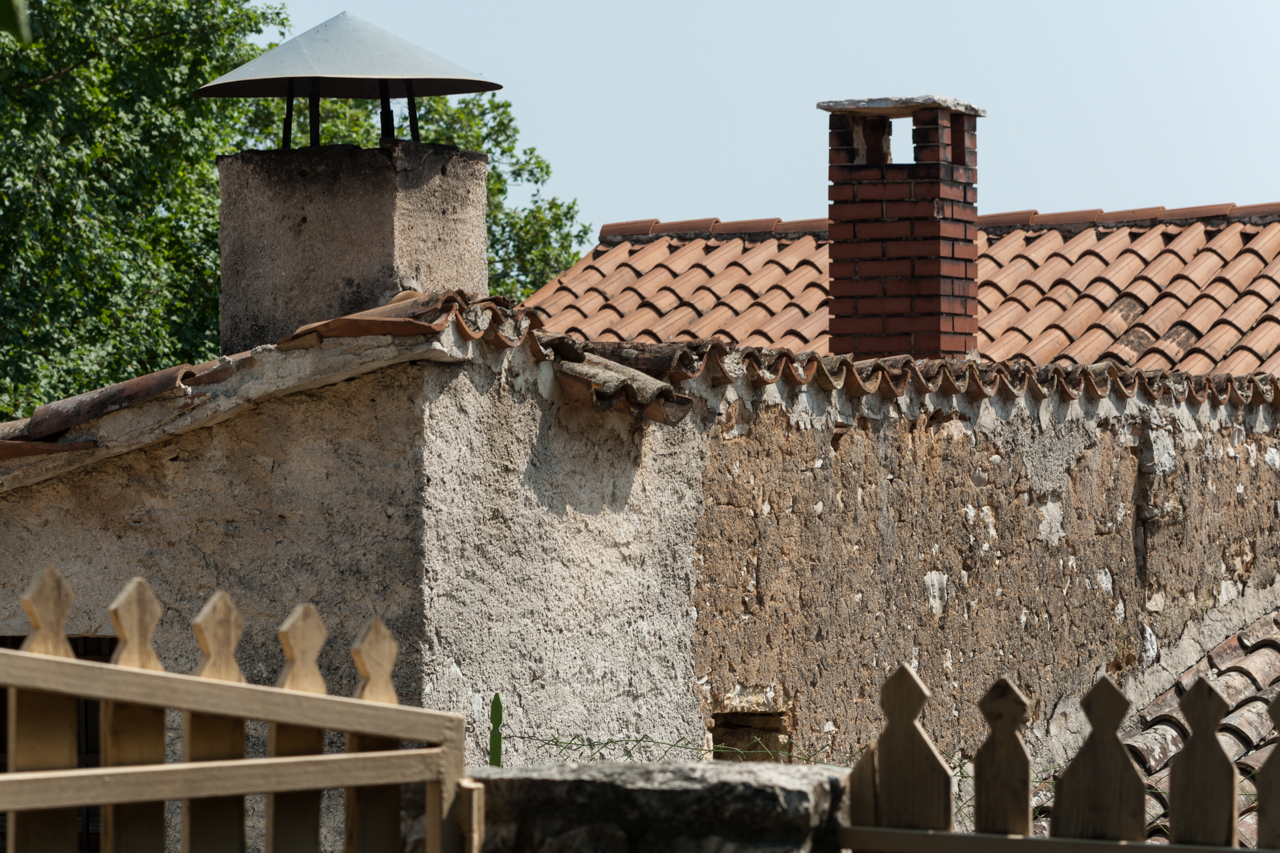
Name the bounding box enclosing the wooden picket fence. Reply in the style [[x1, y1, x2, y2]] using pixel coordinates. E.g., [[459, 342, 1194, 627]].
[[0, 566, 480, 853], [842, 664, 1277, 853]]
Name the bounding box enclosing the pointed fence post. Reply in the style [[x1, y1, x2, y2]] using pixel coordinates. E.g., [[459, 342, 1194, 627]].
[[101, 577, 167, 853], [1172, 677, 1239, 846], [8, 565, 78, 851], [345, 618, 401, 853], [875, 664, 952, 830], [1051, 676, 1145, 841], [975, 676, 1031, 836], [1257, 695, 1280, 848], [183, 591, 247, 853], [849, 741, 878, 827], [267, 604, 329, 853]]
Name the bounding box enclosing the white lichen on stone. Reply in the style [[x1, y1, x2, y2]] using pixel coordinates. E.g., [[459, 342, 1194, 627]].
[[924, 571, 948, 616]]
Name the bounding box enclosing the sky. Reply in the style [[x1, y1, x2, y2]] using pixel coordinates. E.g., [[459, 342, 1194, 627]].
[[261, 0, 1280, 239]]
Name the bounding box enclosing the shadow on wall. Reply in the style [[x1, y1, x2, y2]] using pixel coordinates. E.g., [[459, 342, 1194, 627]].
[[522, 402, 644, 517]]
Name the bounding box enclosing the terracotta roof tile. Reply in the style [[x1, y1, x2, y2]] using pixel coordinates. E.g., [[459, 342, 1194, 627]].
[[527, 207, 1280, 376]]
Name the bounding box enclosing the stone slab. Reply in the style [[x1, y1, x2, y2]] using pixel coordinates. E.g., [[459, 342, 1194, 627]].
[[817, 96, 986, 117], [470, 762, 850, 853]]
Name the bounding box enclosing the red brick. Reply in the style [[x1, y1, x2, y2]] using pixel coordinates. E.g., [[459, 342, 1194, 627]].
[[914, 333, 971, 354], [829, 316, 884, 335], [912, 220, 968, 240], [856, 182, 913, 201], [953, 315, 979, 335], [953, 166, 977, 184], [857, 335, 912, 354], [830, 240, 883, 260], [884, 165, 914, 182], [904, 162, 953, 181], [828, 222, 856, 241], [829, 165, 885, 182], [913, 181, 966, 202], [829, 202, 884, 221], [914, 144, 950, 163], [887, 316, 950, 334], [856, 221, 912, 240], [828, 184, 856, 201], [829, 279, 882, 298], [857, 297, 912, 314], [914, 258, 969, 278], [857, 259, 913, 277], [914, 296, 973, 315], [952, 241, 978, 261], [952, 203, 978, 223], [885, 279, 948, 297], [966, 261, 978, 278], [965, 186, 978, 204], [829, 147, 861, 166], [885, 200, 940, 220], [955, 149, 977, 168], [913, 108, 951, 127], [828, 297, 857, 315], [961, 131, 978, 149], [829, 130, 855, 148], [829, 336, 857, 355], [951, 113, 977, 132], [886, 240, 949, 258], [911, 127, 948, 145]]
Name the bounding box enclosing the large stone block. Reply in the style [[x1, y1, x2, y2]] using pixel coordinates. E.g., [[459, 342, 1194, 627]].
[[217, 141, 487, 355], [470, 762, 850, 853]]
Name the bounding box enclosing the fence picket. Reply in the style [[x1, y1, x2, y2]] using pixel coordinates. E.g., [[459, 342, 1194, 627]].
[[345, 618, 402, 853], [1051, 677, 1145, 841], [1171, 678, 1239, 846], [267, 604, 329, 853], [849, 741, 878, 827], [975, 676, 1031, 836], [876, 664, 952, 831], [7, 566, 78, 852], [1258, 698, 1280, 848], [101, 578, 166, 853], [182, 591, 247, 853]]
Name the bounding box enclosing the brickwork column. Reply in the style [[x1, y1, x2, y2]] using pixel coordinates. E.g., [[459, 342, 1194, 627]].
[[823, 97, 982, 360]]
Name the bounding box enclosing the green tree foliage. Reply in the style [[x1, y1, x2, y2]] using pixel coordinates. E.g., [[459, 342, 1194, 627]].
[[0, 0, 286, 418], [0, 3, 589, 419], [245, 94, 591, 301]]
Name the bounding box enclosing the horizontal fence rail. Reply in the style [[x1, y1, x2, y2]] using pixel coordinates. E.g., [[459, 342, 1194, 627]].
[[0, 565, 482, 853]]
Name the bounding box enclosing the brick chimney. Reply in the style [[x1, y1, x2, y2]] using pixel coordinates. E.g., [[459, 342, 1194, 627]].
[[820, 96, 984, 360], [217, 141, 488, 355]]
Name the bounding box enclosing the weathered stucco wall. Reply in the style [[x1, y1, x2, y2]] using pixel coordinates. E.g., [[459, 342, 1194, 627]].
[[688, 377, 1280, 774]]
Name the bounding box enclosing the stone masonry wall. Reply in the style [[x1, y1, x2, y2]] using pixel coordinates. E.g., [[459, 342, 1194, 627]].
[[689, 379, 1280, 775]]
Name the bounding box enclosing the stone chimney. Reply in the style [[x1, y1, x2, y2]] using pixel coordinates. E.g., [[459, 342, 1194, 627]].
[[217, 141, 489, 356], [820, 96, 984, 360]]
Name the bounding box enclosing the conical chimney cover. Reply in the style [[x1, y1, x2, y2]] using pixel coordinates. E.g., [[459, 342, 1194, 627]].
[[195, 12, 501, 99]]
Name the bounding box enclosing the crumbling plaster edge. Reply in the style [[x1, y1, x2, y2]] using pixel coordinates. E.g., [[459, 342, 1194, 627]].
[[0, 328, 479, 495]]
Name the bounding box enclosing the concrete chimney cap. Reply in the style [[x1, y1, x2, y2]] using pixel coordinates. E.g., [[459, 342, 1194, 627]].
[[195, 12, 501, 100], [817, 96, 985, 118]]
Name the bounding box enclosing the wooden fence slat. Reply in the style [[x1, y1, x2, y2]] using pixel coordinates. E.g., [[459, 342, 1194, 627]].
[[849, 741, 878, 827], [345, 618, 402, 853], [182, 591, 247, 853], [426, 777, 485, 853], [7, 565, 78, 853], [975, 676, 1031, 836], [0, 748, 448, 809], [102, 578, 166, 853], [876, 664, 952, 831], [1051, 676, 1145, 841], [0, 650, 462, 744], [267, 604, 328, 853], [1171, 678, 1238, 846], [1257, 697, 1280, 848]]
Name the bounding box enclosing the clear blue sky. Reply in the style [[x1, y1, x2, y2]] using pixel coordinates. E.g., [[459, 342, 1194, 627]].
[[264, 1, 1280, 237]]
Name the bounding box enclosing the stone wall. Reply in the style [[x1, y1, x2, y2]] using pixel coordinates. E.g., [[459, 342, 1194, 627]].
[[688, 377, 1280, 773], [3, 334, 1280, 801]]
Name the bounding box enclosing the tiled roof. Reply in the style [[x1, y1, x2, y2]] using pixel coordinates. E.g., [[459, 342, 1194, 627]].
[[1030, 610, 1280, 846], [523, 206, 1280, 377]]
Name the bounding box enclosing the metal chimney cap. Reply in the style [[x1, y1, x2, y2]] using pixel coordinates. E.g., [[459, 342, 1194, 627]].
[[195, 12, 501, 99]]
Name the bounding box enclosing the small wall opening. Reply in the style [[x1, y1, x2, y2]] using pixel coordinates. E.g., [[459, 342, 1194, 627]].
[[710, 711, 793, 762]]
